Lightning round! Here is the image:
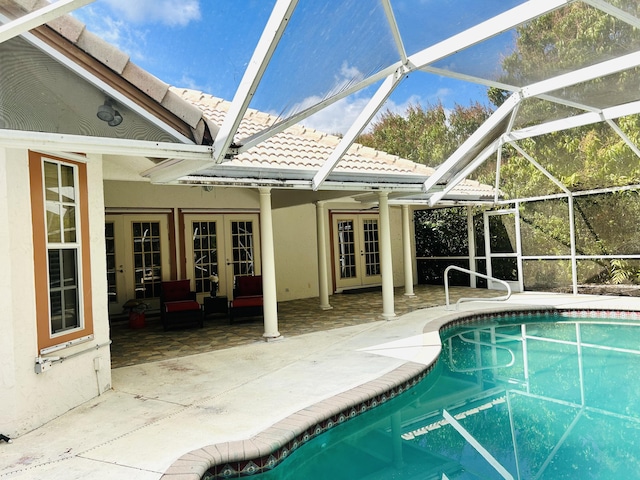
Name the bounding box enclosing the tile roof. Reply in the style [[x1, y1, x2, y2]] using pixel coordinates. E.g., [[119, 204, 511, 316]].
[[176, 88, 495, 199], [178, 88, 432, 175]]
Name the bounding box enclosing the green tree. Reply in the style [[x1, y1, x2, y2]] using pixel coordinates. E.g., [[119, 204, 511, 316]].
[[484, 2, 640, 196], [357, 102, 491, 168]]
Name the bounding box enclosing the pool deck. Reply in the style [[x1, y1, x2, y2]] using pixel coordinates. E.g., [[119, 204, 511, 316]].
[[2, 292, 639, 479]]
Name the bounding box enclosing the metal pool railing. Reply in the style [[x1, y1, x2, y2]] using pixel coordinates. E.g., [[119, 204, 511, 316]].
[[444, 265, 512, 310]]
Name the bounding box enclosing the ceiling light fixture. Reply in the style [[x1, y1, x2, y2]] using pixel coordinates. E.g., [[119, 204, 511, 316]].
[[97, 99, 123, 127]]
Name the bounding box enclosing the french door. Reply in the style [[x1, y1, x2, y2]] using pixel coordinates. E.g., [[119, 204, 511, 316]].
[[183, 214, 261, 302], [105, 213, 171, 314], [332, 213, 382, 291]]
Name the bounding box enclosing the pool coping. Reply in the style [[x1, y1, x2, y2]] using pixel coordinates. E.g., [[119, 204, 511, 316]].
[[160, 304, 640, 479]]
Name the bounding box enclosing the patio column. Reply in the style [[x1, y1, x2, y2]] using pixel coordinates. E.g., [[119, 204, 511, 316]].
[[259, 188, 280, 340], [379, 191, 396, 319], [402, 204, 415, 297], [316, 201, 332, 310], [467, 206, 477, 288]]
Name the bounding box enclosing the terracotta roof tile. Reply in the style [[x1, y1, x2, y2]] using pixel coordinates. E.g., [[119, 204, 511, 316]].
[[160, 89, 203, 130], [75, 29, 129, 74], [122, 62, 169, 103], [47, 13, 85, 43]]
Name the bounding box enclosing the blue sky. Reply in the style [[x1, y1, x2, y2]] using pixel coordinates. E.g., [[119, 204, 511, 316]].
[[73, 0, 501, 134]]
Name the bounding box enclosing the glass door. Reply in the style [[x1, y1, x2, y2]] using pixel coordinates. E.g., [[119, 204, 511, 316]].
[[105, 214, 171, 314], [333, 214, 382, 291], [225, 215, 261, 294], [183, 213, 261, 302]]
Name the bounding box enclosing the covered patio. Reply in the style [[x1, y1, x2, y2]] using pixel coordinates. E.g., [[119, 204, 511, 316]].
[[110, 284, 500, 368]]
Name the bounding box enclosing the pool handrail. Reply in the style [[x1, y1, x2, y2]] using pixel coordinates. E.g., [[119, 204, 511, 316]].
[[444, 265, 512, 310], [447, 332, 516, 372]]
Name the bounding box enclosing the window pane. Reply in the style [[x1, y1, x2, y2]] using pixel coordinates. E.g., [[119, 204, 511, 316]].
[[44, 161, 58, 202], [63, 288, 79, 331], [46, 204, 62, 243], [63, 205, 76, 243], [59, 164, 75, 202], [48, 249, 61, 288], [62, 249, 77, 287], [50, 290, 63, 332]]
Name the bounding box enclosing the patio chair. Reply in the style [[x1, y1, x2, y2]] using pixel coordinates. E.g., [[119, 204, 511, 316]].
[[160, 279, 203, 331], [229, 275, 263, 324]]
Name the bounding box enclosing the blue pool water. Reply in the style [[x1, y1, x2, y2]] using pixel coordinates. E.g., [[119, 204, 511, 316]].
[[249, 312, 640, 479]]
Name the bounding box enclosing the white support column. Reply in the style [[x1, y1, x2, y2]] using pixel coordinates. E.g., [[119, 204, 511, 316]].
[[401, 205, 415, 297], [258, 188, 280, 340], [316, 201, 332, 310], [514, 201, 525, 293], [467, 206, 477, 288], [568, 195, 579, 295], [379, 192, 396, 319]]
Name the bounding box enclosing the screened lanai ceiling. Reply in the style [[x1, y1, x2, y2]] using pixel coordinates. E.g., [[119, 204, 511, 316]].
[[1, 0, 640, 204]]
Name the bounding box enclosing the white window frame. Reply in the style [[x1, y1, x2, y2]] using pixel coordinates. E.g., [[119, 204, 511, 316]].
[[43, 159, 84, 337]]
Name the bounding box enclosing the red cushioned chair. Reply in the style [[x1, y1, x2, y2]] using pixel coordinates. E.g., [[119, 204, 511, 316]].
[[160, 280, 203, 331], [229, 275, 263, 324]]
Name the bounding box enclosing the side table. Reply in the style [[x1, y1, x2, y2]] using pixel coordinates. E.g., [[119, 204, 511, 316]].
[[204, 296, 228, 317]]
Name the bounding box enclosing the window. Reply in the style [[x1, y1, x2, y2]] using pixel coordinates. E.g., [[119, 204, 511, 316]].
[[30, 152, 94, 352], [192, 220, 219, 294], [132, 221, 162, 299]]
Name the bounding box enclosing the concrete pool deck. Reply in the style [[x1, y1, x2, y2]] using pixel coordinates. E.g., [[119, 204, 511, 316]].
[[1, 292, 639, 479]]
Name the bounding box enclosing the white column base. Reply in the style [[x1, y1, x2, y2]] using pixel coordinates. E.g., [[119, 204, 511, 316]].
[[263, 332, 283, 342]]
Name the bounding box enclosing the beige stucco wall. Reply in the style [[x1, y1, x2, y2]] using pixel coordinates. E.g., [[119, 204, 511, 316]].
[[103, 180, 259, 210], [102, 181, 414, 304], [0, 149, 111, 437], [273, 203, 319, 300]]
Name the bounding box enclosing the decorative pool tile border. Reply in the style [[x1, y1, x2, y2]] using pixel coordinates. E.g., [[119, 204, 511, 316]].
[[161, 307, 640, 480]]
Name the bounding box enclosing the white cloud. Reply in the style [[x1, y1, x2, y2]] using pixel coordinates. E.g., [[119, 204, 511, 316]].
[[103, 0, 201, 27], [300, 96, 372, 136], [74, 6, 148, 61], [289, 86, 460, 137]]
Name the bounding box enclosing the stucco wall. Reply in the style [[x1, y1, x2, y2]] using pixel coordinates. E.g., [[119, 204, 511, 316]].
[[102, 181, 414, 304], [0, 149, 111, 437], [103, 180, 258, 210], [273, 204, 319, 300]]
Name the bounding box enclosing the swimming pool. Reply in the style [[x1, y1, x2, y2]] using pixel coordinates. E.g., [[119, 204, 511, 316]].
[[201, 309, 640, 479]]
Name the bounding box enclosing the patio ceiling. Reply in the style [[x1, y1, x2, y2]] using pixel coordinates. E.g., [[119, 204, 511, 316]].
[[1, 0, 640, 205]]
